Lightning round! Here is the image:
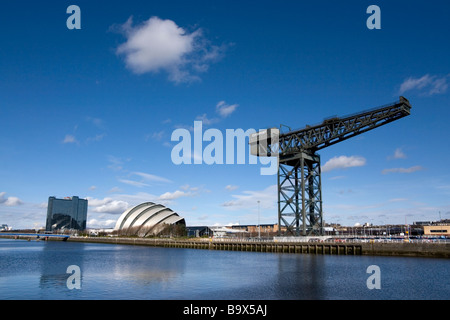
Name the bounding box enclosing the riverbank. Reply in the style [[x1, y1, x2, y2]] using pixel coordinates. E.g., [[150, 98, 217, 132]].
[[65, 236, 450, 259]]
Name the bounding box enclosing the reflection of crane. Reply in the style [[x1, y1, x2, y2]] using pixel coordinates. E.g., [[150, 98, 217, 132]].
[[250, 97, 412, 236]]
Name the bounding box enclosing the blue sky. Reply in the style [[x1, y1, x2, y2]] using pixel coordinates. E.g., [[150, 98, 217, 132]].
[[1, 0, 449, 229]]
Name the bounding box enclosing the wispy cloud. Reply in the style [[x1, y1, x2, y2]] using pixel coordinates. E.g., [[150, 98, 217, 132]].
[[62, 134, 78, 144], [195, 113, 219, 125], [398, 74, 449, 96], [107, 155, 130, 172], [119, 179, 150, 188], [132, 172, 172, 184], [145, 131, 165, 142], [215, 101, 238, 118], [382, 165, 424, 174], [86, 133, 106, 143], [322, 155, 366, 173], [113, 16, 225, 84], [63, 117, 107, 145], [118, 172, 172, 188], [85, 116, 105, 129], [225, 185, 239, 191], [388, 148, 407, 160], [221, 185, 277, 210], [194, 100, 239, 126]]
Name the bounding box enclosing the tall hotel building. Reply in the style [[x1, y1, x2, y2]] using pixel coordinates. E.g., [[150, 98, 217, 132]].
[[45, 196, 88, 231]]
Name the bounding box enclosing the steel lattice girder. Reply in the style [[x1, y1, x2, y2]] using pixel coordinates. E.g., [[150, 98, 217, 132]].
[[278, 152, 323, 236], [277, 97, 411, 156]]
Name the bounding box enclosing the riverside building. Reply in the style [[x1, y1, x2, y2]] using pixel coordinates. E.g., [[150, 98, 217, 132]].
[[45, 196, 88, 231]]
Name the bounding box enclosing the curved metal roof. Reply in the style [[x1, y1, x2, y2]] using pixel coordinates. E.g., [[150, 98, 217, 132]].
[[114, 202, 185, 236]]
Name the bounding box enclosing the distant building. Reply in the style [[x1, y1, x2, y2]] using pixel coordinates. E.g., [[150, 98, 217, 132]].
[[87, 228, 114, 236], [186, 226, 214, 237], [231, 224, 284, 235], [423, 225, 450, 236], [45, 196, 88, 231]]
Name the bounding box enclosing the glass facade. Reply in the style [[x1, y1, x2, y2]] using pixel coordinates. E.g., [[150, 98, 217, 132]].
[[45, 196, 88, 231]]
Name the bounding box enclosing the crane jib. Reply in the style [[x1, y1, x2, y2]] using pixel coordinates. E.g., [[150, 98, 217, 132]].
[[277, 96, 411, 154]]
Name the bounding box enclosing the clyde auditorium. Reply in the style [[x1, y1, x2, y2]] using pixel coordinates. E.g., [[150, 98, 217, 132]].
[[114, 202, 185, 237]]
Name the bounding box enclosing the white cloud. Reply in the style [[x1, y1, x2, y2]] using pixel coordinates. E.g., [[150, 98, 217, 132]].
[[322, 156, 366, 173], [114, 16, 224, 83], [158, 190, 191, 201], [87, 218, 117, 228], [62, 134, 78, 144], [382, 166, 424, 175], [225, 185, 239, 191], [391, 148, 407, 159], [5, 197, 23, 206], [216, 101, 238, 118], [0, 192, 24, 206], [87, 197, 129, 215], [398, 74, 449, 95], [194, 100, 239, 128], [195, 113, 219, 125]]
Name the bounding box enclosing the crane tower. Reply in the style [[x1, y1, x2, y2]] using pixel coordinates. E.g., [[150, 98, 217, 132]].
[[250, 96, 412, 236]]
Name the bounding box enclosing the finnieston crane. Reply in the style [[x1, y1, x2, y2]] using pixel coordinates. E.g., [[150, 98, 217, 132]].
[[250, 96, 412, 236]]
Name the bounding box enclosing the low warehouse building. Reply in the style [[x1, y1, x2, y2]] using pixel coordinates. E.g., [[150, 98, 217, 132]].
[[423, 225, 450, 236]]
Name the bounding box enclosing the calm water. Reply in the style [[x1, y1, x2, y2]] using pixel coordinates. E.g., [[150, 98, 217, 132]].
[[0, 238, 448, 300]]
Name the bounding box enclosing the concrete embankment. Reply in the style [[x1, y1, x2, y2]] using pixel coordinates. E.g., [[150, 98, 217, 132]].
[[67, 237, 450, 259], [359, 241, 450, 258]]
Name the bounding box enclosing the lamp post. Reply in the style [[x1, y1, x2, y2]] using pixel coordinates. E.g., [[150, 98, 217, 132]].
[[257, 200, 261, 239]]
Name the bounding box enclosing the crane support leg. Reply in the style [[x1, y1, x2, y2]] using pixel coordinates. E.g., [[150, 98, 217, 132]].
[[278, 151, 323, 236]]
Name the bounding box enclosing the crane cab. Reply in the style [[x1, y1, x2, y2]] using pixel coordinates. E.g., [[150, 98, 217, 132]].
[[249, 128, 279, 157]]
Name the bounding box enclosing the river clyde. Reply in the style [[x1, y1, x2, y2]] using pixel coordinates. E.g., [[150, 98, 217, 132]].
[[0, 238, 448, 300]]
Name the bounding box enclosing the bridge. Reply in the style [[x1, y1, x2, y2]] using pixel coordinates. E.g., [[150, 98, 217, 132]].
[[0, 233, 70, 240]]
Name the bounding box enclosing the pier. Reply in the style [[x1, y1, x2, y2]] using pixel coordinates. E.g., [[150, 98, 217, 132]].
[[141, 239, 363, 255], [66, 237, 450, 258], [0, 233, 70, 241]]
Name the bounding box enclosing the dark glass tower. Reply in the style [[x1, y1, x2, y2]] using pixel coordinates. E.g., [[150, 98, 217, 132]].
[[45, 196, 88, 231]]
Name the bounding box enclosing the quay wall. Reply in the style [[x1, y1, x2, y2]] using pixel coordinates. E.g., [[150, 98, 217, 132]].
[[359, 241, 450, 258], [66, 237, 450, 258]]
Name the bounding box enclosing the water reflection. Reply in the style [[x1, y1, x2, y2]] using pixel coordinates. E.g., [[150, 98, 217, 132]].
[[38, 241, 86, 290], [273, 254, 324, 299], [1, 239, 449, 300], [107, 246, 187, 286]]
